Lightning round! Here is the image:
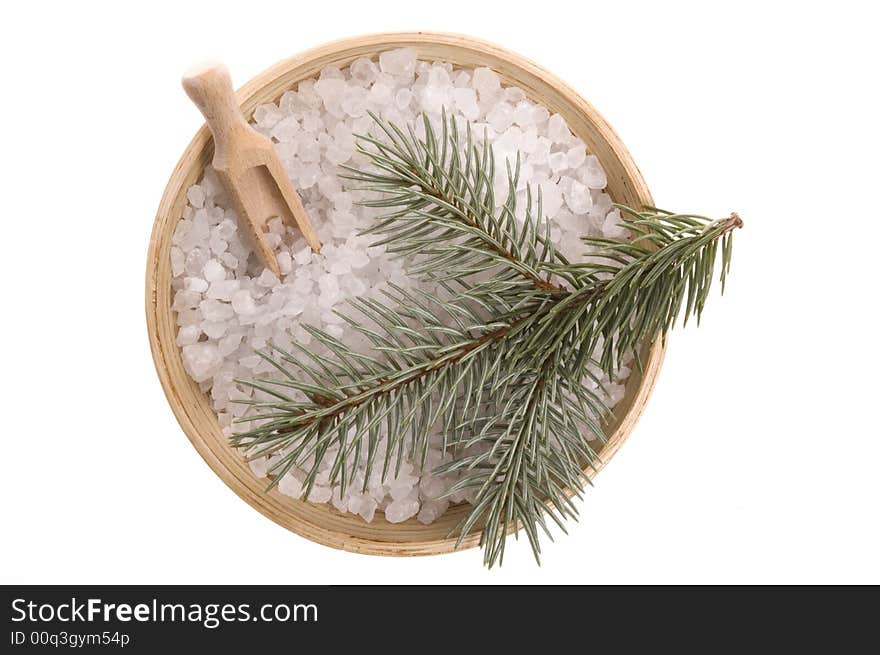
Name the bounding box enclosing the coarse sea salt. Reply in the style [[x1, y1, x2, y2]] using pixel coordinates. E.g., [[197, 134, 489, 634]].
[[170, 50, 631, 526]]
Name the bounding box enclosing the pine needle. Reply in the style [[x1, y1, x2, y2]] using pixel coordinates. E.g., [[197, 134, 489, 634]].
[[231, 110, 742, 567]]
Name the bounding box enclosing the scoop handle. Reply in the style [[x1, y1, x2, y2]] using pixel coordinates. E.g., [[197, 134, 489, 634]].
[[182, 62, 247, 148]]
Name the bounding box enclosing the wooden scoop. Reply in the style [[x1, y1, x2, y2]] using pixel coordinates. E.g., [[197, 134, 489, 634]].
[[182, 61, 321, 276]]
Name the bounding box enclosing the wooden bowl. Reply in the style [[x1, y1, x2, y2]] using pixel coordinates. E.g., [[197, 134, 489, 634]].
[[146, 32, 663, 557]]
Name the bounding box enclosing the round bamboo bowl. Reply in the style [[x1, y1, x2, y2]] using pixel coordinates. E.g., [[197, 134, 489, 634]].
[[147, 32, 664, 557]]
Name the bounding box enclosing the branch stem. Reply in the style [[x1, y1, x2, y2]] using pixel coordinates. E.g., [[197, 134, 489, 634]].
[[288, 323, 518, 429], [293, 210, 742, 430], [417, 175, 564, 293]]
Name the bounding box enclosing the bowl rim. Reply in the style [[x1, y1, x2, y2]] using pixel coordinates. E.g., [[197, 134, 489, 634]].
[[146, 31, 665, 558]]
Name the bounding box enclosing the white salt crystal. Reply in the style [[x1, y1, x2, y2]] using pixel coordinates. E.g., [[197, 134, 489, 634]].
[[533, 105, 550, 125], [567, 144, 587, 169], [385, 499, 420, 523], [293, 246, 312, 266], [248, 457, 268, 478], [216, 219, 237, 241], [277, 251, 293, 275], [278, 473, 303, 498], [591, 190, 613, 217], [319, 65, 344, 80], [297, 136, 321, 163], [172, 289, 201, 311], [332, 121, 355, 149], [502, 86, 525, 103], [314, 78, 347, 114], [603, 209, 628, 240], [417, 499, 450, 525], [291, 274, 313, 296], [266, 290, 286, 312], [186, 185, 206, 209], [530, 137, 552, 166], [513, 101, 535, 127], [428, 65, 451, 87], [253, 104, 283, 129], [220, 253, 239, 269], [341, 88, 368, 118], [344, 277, 367, 297], [257, 269, 279, 287], [349, 249, 370, 269], [279, 90, 300, 113], [201, 169, 223, 199], [368, 83, 393, 106], [276, 142, 297, 163], [283, 295, 307, 317], [418, 473, 447, 500], [350, 57, 378, 85], [547, 113, 571, 144], [378, 47, 417, 77], [389, 480, 415, 502], [270, 116, 299, 142], [357, 497, 377, 522], [453, 70, 471, 87], [328, 255, 351, 275], [453, 87, 479, 120], [472, 67, 501, 97], [331, 488, 348, 512], [395, 88, 413, 109], [520, 128, 538, 153], [309, 486, 333, 503], [200, 299, 234, 322], [176, 324, 200, 346], [185, 213, 209, 249], [555, 210, 582, 233], [231, 289, 256, 315], [202, 259, 225, 282], [606, 383, 626, 405], [209, 232, 228, 255], [549, 151, 569, 173], [266, 216, 284, 235], [318, 173, 343, 199], [581, 154, 608, 189], [539, 180, 564, 217], [218, 332, 242, 356], [298, 164, 321, 188], [184, 276, 209, 293], [207, 279, 240, 301], [317, 275, 341, 307], [170, 247, 185, 277], [487, 102, 515, 132], [239, 354, 261, 369], [420, 84, 449, 114], [202, 321, 227, 339], [182, 343, 221, 382], [326, 144, 351, 166], [301, 112, 322, 132], [564, 180, 593, 214]]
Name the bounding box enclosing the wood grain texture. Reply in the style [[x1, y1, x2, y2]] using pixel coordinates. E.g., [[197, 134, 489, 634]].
[[182, 61, 321, 276], [147, 32, 665, 557]]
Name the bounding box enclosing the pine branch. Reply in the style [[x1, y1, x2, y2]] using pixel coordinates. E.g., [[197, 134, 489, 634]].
[[231, 110, 742, 567], [532, 206, 743, 377], [343, 112, 568, 295]]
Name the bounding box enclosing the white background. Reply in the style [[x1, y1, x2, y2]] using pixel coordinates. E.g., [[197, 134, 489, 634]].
[[2, 1, 878, 584]]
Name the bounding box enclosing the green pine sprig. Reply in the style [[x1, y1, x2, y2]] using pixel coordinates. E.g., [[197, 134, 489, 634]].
[[230, 111, 742, 567]]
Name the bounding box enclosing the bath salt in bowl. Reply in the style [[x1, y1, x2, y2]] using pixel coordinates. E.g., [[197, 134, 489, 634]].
[[147, 33, 664, 557], [177, 51, 630, 524]]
